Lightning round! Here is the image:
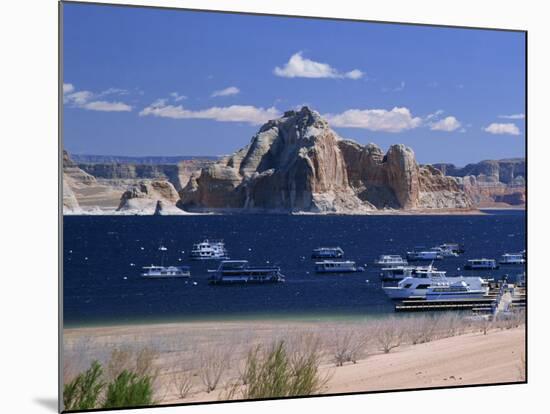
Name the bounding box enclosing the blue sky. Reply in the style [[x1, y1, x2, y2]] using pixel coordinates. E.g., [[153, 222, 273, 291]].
[[62, 3, 525, 166]]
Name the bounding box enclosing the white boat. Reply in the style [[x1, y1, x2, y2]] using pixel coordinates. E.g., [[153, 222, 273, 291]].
[[141, 265, 191, 278], [382, 266, 488, 299], [311, 247, 344, 259], [315, 260, 365, 273], [438, 243, 465, 254], [141, 245, 191, 278], [430, 246, 459, 257], [406, 249, 443, 261], [208, 260, 285, 285], [425, 280, 488, 301], [190, 239, 229, 260], [380, 265, 432, 281], [464, 258, 499, 270], [499, 253, 525, 265], [374, 255, 408, 267]]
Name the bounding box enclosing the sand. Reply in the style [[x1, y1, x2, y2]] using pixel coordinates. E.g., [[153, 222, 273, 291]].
[[63, 320, 525, 405]]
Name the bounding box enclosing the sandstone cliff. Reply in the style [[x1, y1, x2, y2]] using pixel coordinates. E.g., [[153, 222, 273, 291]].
[[117, 180, 185, 214], [63, 150, 213, 214], [433, 159, 525, 207], [179, 107, 473, 213]]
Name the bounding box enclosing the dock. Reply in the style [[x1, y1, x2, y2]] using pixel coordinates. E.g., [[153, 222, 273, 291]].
[[395, 298, 495, 312], [394, 281, 526, 313]]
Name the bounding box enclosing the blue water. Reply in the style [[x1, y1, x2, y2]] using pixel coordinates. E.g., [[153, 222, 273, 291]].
[[63, 210, 526, 327]]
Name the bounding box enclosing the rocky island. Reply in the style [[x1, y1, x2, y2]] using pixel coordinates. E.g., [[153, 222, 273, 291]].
[[63, 107, 525, 215], [178, 106, 472, 214]]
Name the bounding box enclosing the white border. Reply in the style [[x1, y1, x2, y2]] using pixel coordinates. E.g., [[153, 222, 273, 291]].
[[2, 0, 548, 413]]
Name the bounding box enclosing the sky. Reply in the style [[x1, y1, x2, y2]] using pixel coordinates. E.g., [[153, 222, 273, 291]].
[[62, 3, 526, 166]]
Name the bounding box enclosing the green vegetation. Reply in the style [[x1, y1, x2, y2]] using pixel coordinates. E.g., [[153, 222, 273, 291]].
[[63, 349, 156, 411], [63, 361, 105, 411], [238, 338, 327, 399], [103, 370, 154, 408]]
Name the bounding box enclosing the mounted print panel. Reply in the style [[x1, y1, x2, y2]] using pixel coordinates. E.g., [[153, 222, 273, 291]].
[[61, 1, 526, 412]]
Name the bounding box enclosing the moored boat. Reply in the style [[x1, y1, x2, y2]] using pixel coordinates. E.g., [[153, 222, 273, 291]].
[[382, 265, 488, 299], [311, 247, 344, 259], [141, 265, 191, 278], [438, 243, 465, 254], [374, 255, 408, 267], [380, 265, 432, 281], [208, 260, 285, 285], [190, 239, 229, 260], [464, 258, 499, 270], [425, 280, 487, 301], [406, 248, 443, 261], [315, 260, 365, 273], [499, 253, 526, 265]]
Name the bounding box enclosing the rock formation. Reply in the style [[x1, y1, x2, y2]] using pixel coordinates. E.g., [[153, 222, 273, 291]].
[[63, 179, 81, 213], [433, 159, 525, 207], [179, 107, 473, 213], [117, 180, 185, 214]]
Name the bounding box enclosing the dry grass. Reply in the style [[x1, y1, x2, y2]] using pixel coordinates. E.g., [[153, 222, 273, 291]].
[[375, 317, 405, 353]]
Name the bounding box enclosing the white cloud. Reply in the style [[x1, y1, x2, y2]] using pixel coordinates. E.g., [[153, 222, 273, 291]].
[[98, 88, 129, 96], [63, 84, 133, 112], [65, 90, 94, 105], [484, 123, 520, 136], [82, 101, 132, 112], [274, 52, 364, 80], [425, 109, 444, 121], [211, 86, 240, 97], [170, 92, 187, 102], [345, 69, 364, 80], [430, 116, 461, 132], [139, 101, 280, 125], [63, 83, 74, 94], [498, 113, 525, 120], [324, 107, 422, 132]]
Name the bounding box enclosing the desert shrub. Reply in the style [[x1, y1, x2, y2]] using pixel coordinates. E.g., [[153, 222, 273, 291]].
[[479, 316, 493, 335], [239, 339, 326, 399], [103, 370, 154, 408], [63, 361, 105, 411], [199, 346, 231, 392], [106, 348, 133, 382], [331, 329, 367, 366], [136, 347, 158, 378], [375, 317, 404, 353], [172, 370, 194, 399], [406, 315, 438, 345]]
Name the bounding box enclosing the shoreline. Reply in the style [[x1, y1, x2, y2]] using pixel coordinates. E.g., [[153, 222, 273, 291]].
[[62, 207, 526, 217], [64, 318, 525, 406]]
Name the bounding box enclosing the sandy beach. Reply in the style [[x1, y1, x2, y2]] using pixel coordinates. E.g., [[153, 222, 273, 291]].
[[63, 318, 525, 405]]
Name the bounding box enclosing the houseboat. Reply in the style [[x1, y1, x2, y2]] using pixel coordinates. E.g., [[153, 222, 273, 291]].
[[425, 280, 488, 301], [141, 265, 191, 278], [499, 253, 526, 265], [374, 255, 408, 267], [190, 239, 229, 260], [464, 258, 499, 270], [311, 247, 344, 259], [380, 265, 432, 281], [208, 260, 285, 285], [382, 266, 488, 299], [315, 260, 364, 273], [406, 248, 443, 261]]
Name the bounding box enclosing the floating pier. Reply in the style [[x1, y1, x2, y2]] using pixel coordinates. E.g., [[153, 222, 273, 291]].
[[395, 298, 495, 312], [394, 282, 526, 313]]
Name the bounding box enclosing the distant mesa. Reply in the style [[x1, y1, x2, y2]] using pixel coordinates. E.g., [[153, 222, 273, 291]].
[[178, 106, 472, 213], [63, 107, 524, 215], [432, 159, 525, 208]]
